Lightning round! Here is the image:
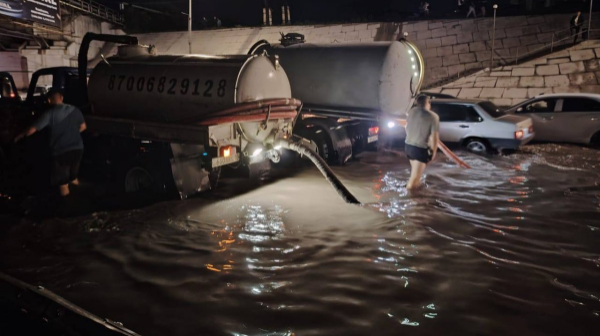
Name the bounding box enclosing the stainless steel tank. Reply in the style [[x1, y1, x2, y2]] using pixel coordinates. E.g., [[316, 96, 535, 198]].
[[88, 46, 292, 123], [253, 40, 424, 116]]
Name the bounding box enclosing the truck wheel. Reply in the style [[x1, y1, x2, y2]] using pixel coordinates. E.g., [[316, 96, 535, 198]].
[[124, 166, 156, 194], [464, 138, 489, 154], [313, 130, 334, 163], [120, 157, 176, 198]]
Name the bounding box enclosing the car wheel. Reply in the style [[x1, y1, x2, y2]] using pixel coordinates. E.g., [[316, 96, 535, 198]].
[[464, 138, 489, 154]]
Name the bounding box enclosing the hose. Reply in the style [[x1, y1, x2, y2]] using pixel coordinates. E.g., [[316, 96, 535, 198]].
[[181, 98, 302, 124], [279, 140, 361, 205]]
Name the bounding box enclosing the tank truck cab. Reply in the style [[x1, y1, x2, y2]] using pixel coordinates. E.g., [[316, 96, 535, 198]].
[[2, 68, 82, 160], [0, 67, 95, 195]]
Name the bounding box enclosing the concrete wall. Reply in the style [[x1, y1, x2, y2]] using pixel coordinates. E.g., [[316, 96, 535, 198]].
[[22, 16, 124, 73], [427, 40, 600, 107], [0, 15, 125, 90], [0, 52, 28, 90], [136, 13, 600, 87]]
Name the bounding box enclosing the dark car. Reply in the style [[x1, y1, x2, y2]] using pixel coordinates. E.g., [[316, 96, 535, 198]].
[[0, 0, 25, 19]]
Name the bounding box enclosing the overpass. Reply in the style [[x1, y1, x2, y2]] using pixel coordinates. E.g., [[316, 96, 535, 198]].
[[2, 11, 599, 92]]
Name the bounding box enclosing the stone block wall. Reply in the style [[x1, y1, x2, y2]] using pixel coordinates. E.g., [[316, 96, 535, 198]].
[[410, 13, 600, 87], [427, 40, 600, 107]]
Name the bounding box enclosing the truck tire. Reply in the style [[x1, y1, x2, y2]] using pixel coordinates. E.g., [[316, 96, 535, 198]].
[[313, 130, 334, 163], [120, 157, 176, 199], [464, 138, 489, 154], [123, 166, 156, 194]]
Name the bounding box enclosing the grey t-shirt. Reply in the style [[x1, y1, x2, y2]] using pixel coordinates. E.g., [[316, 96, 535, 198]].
[[405, 106, 440, 149], [31, 104, 85, 156]]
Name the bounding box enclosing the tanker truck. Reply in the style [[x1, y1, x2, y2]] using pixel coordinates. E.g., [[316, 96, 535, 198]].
[[248, 33, 425, 165], [80, 33, 308, 198], [4, 33, 305, 199]]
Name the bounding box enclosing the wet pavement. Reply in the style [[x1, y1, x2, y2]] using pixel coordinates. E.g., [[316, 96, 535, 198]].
[[1, 144, 599, 336]]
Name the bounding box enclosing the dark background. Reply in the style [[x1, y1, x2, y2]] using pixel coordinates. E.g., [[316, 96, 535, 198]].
[[96, 0, 592, 32]]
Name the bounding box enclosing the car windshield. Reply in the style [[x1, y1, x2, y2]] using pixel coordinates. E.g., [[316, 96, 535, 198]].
[[478, 101, 505, 118]]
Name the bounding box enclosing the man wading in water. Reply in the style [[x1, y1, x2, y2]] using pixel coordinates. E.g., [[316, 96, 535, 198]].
[[15, 88, 87, 197], [405, 95, 439, 189]]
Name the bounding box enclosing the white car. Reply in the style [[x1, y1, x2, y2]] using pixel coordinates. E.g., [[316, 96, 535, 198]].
[[390, 99, 534, 153], [505, 93, 600, 146]]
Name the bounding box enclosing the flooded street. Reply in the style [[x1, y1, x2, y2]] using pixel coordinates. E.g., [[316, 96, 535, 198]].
[[1, 144, 599, 336]]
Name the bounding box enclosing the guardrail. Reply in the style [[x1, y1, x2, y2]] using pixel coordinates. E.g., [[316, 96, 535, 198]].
[[512, 26, 597, 65], [60, 0, 124, 26]]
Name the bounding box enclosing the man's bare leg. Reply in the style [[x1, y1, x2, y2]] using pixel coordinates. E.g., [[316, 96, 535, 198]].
[[59, 184, 70, 196], [70, 178, 79, 186], [407, 160, 427, 190]]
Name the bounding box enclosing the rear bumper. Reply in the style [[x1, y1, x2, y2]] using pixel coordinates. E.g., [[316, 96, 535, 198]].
[[487, 133, 534, 149]]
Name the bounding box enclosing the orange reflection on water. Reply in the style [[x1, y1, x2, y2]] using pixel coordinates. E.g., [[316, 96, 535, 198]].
[[209, 228, 237, 273], [206, 264, 222, 272]]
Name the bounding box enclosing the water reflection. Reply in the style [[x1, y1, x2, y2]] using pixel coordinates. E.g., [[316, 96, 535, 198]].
[[1, 144, 599, 336]]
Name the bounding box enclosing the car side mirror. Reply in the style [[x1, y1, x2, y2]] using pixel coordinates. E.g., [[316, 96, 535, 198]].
[[516, 107, 523, 113]]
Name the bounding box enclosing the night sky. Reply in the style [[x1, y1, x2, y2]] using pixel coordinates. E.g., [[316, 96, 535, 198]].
[[97, 0, 590, 29], [99, 0, 440, 26]]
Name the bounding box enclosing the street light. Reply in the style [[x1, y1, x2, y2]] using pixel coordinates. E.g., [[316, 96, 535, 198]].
[[490, 4, 498, 70], [589, 0, 593, 40], [181, 0, 192, 54]]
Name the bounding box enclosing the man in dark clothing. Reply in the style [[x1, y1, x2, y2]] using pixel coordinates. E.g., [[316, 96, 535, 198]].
[[570, 11, 584, 43], [15, 88, 87, 196]]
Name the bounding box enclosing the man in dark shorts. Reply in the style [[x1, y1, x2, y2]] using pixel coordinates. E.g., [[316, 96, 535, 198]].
[[15, 88, 86, 196], [405, 95, 439, 190]]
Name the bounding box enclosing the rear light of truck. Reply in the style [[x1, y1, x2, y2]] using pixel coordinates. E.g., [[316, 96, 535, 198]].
[[368, 126, 379, 136], [220, 146, 235, 158], [515, 130, 524, 140]]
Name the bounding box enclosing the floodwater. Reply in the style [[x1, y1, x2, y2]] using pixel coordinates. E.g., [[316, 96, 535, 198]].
[[1, 144, 599, 336]]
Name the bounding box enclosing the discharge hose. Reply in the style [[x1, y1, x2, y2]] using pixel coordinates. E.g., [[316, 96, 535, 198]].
[[278, 140, 361, 205]]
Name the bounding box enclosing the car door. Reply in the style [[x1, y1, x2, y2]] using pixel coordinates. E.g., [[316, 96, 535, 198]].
[[554, 97, 600, 144], [514, 98, 559, 142], [430, 103, 476, 143]]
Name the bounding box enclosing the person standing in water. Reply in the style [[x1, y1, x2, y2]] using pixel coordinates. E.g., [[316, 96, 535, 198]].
[[405, 95, 439, 190]]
